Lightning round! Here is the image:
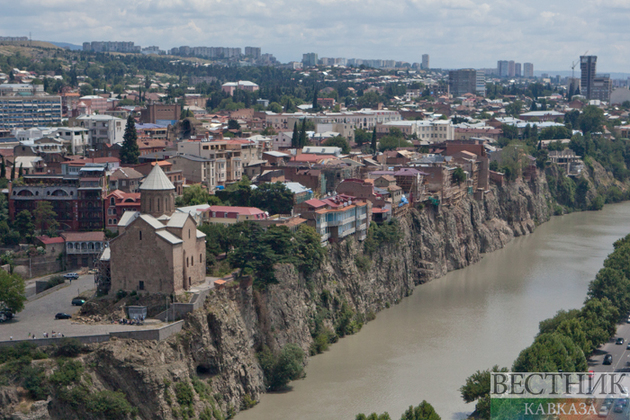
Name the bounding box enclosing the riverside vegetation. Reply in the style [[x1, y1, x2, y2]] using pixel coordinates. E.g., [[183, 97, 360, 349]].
[[459, 233, 630, 419]]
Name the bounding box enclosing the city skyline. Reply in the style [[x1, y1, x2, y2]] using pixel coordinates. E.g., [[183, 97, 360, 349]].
[[1, 0, 630, 72]]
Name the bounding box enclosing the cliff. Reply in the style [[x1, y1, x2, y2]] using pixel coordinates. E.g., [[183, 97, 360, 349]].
[[1, 173, 554, 420]]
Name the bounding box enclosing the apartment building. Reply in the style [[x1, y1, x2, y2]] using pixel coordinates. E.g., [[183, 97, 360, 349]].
[[9, 165, 107, 231], [264, 110, 401, 131], [295, 194, 371, 244], [0, 95, 62, 130], [75, 115, 124, 146], [167, 154, 216, 189], [377, 120, 454, 141]]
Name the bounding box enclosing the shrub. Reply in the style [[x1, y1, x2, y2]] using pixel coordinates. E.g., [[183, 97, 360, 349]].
[[49, 359, 84, 387], [241, 394, 257, 410], [354, 255, 371, 272], [175, 381, 194, 406], [86, 390, 137, 420], [45, 275, 65, 290], [52, 338, 85, 358], [22, 364, 49, 400], [257, 344, 306, 391]]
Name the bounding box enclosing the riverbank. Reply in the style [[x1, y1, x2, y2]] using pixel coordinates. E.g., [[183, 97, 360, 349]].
[[3, 166, 629, 420]]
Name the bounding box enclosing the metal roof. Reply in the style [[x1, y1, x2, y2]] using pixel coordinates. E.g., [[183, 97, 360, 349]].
[[139, 163, 175, 191]]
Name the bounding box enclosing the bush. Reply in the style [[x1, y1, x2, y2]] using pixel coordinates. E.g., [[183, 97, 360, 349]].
[[334, 302, 363, 337], [49, 359, 84, 387], [354, 255, 371, 272], [257, 344, 306, 391], [86, 390, 137, 420], [22, 364, 49, 400], [241, 394, 257, 410], [45, 275, 65, 291], [175, 381, 194, 406], [52, 338, 85, 358]]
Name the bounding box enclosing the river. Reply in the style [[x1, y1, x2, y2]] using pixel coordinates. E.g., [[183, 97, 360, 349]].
[[235, 202, 630, 420]]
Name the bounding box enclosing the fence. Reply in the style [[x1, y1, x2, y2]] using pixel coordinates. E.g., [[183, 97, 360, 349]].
[[0, 321, 184, 348]]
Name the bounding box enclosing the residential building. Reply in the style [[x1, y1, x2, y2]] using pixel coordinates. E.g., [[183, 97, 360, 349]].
[[592, 76, 612, 102], [108, 167, 144, 193], [75, 115, 125, 146], [303, 53, 319, 67], [83, 41, 141, 53], [449, 69, 478, 97], [523, 63, 534, 78], [54, 127, 89, 155], [580, 55, 597, 100], [245, 47, 261, 59], [0, 84, 44, 96], [508, 60, 515, 77], [202, 206, 269, 224], [167, 154, 216, 188], [0, 95, 62, 129], [140, 104, 181, 125], [105, 190, 141, 232], [295, 194, 371, 244], [497, 60, 509, 77], [515, 63, 522, 77], [61, 231, 106, 269], [421, 54, 429, 70], [9, 165, 107, 231], [221, 81, 259, 96], [377, 120, 453, 141]]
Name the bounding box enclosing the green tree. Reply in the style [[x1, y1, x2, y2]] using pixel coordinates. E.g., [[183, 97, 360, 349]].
[[79, 83, 93, 96], [379, 136, 412, 151], [18, 163, 23, 178], [460, 366, 508, 420], [228, 119, 241, 130], [452, 167, 466, 184], [587, 267, 630, 315], [0, 270, 26, 314], [14, 209, 35, 240], [299, 118, 308, 147], [10, 162, 15, 181], [291, 122, 299, 148], [400, 401, 441, 420], [312, 86, 319, 109], [512, 332, 587, 372], [323, 135, 350, 154], [578, 105, 605, 134], [33, 201, 59, 236], [0, 156, 5, 179], [355, 128, 370, 146], [178, 184, 213, 206], [119, 115, 139, 164], [578, 297, 619, 351], [500, 124, 518, 140], [257, 344, 306, 391], [250, 182, 294, 215]]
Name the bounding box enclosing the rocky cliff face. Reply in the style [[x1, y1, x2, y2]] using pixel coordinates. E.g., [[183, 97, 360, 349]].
[[3, 173, 554, 420]]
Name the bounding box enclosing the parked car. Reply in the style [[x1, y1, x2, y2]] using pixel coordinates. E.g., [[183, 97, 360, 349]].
[[63, 273, 79, 280], [0, 310, 13, 322], [617, 337, 625, 345], [604, 354, 613, 365], [71, 298, 86, 306], [55, 313, 71, 320]]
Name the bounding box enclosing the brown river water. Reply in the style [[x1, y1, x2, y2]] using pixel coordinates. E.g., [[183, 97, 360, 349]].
[[236, 202, 630, 420]]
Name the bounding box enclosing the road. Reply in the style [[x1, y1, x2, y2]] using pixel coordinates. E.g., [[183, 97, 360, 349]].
[[0, 274, 158, 341], [587, 320, 630, 419]]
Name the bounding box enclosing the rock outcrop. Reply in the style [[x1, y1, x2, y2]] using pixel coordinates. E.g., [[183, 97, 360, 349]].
[[3, 173, 554, 420]]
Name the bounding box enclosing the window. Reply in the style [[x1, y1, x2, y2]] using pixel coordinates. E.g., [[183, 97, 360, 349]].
[[191, 256, 194, 266], [110, 197, 115, 206], [139, 230, 142, 240], [186, 257, 189, 267], [188, 229, 191, 239], [139, 281, 144, 290]]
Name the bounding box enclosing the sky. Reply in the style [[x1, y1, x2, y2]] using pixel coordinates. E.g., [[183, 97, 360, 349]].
[[2, 0, 630, 72]]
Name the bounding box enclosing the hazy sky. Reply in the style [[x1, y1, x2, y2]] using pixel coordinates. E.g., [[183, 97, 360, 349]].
[[2, 0, 630, 72]]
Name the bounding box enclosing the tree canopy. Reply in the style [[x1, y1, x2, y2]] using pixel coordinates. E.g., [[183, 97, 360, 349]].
[[119, 115, 140, 165], [0, 270, 26, 314]]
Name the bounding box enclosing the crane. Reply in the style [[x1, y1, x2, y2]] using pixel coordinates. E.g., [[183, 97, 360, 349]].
[[571, 50, 589, 80]]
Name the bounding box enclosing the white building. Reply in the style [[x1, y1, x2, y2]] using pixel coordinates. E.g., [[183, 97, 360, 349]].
[[377, 120, 454, 142], [54, 127, 89, 155], [75, 115, 125, 147]]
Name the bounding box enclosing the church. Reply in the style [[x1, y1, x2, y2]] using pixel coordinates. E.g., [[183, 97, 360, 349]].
[[108, 164, 207, 295]]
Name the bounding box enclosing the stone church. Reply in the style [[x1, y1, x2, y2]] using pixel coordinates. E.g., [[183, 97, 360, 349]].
[[108, 164, 206, 295]]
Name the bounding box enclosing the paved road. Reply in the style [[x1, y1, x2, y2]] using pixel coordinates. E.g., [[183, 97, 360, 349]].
[[0, 274, 158, 341], [587, 321, 630, 419]]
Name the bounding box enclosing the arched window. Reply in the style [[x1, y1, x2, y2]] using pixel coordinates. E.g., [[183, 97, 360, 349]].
[[157, 198, 160, 212], [188, 229, 191, 239], [110, 197, 115, 206], [191, 256, 194, 266], [68, 243, 74, 250], [200, 254, 202, 263], [139, 230, 142, 240]]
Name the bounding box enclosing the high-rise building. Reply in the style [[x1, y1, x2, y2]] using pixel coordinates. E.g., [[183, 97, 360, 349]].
[[523, 63, 534, 78], [245, 47, 261, 59], [580, 55, 597, 100], [515, 63, 522, 77], [497, 60, 509, 77], [592, 75, 612, 102], [0, 95, 62, 130], [302, 53, 319, 67], [449, 69, 478, 97], [476, 71, 486, 97], [422, 54, 430, 70], [508, 60, 515, 77]]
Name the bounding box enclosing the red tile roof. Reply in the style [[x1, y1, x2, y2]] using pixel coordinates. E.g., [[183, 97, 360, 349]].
[[206, 206, 266, 216], [36, 235, 65, 245]]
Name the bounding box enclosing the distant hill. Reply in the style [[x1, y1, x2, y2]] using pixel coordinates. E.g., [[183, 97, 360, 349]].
[[0, 40, 61, 49], [535, 70, 630, 80], [49, 41, 82, 51]]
